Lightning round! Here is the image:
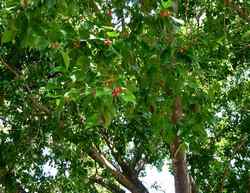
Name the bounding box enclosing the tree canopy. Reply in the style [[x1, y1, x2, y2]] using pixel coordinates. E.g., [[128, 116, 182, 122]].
[[0, 0, 249, 193]]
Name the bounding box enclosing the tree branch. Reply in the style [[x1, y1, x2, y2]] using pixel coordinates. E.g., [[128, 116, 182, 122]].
[[100, 128, 136, 176], [100, 128, 124, 171], [0, 58, 50, 114], [94, 129, 149, 193], [90, 175, 126, 193], [224, 0, 250, 22], [134, 157, 147, 175], [88, 146, 138, 192], [102, 133, 147, 186]]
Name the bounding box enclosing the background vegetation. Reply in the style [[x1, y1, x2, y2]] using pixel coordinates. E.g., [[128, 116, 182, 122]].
[[0, 0, 249, 193]]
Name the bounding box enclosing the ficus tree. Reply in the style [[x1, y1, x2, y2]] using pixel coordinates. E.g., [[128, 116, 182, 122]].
[[0, 0, 249, 193]]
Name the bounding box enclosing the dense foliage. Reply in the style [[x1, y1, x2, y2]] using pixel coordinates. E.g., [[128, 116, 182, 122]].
[[0, 0, 249, 193]]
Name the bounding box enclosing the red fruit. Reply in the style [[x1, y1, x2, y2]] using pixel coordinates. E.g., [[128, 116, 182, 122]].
[[160, 10, 171, 17], [179, 47, 186, 53], [112, 87, 123, 97], [107, 10, 112, 17], [104, 39, 112, 46], [50, 42, 60, 49], [73, 40, 81, 48], [79, 16, 84, 21]]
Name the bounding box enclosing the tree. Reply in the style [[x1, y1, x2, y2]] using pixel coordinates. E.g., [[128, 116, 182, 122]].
[[0, 0, 249, 193]]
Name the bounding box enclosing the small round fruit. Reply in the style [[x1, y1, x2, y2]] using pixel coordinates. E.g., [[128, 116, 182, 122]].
[[104, 39, 112, 46]]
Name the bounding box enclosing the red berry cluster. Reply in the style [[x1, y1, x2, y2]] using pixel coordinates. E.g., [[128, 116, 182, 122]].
[[112, 87, 123, 97]]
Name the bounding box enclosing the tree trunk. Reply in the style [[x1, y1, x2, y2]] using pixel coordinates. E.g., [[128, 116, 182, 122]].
[[100, 129, 149, 193], [170, 96, 194, 193], [126, 172, 149, 193], [170, 135, 191, 193]]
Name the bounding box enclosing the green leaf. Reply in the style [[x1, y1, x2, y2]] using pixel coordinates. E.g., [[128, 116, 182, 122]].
[[1, 30, 14, 44], [46, 93, 61, 98], [102, 26, 114, 30], [161, 0, 172, 9], [85, 113, 99, 128], [55, 97, 64, 109], [95, 87, 112, 97], [64, 88, 80, 101], [107, 31, 119, 38], [34, 36, 49, 49], [242, 30, 250, 39], [51, 66, 66, 73], [102, 111, 112, 128], [61, 51, 70, 70], [76, 55, 89, 67], [121, 90, 136, 104]]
